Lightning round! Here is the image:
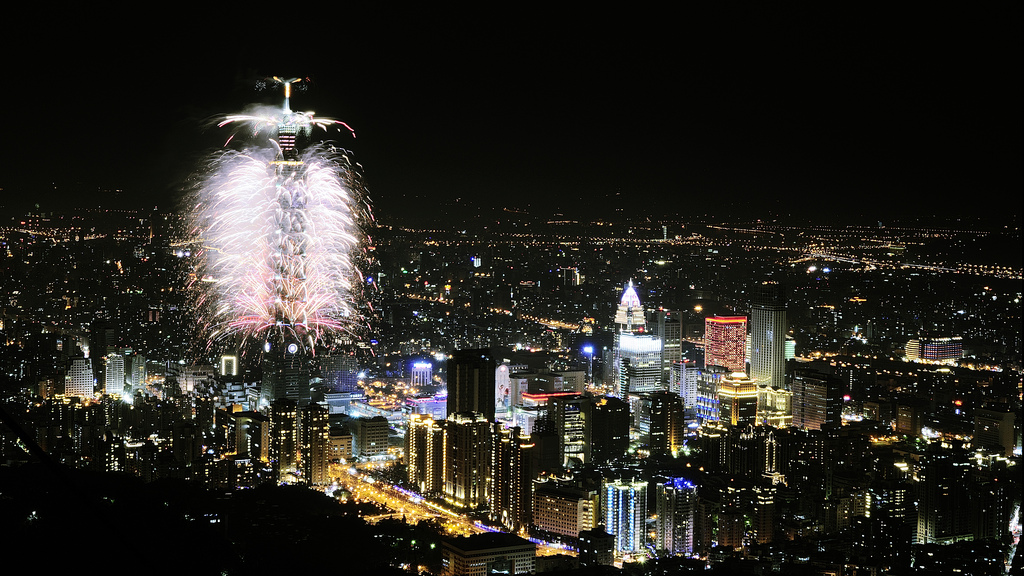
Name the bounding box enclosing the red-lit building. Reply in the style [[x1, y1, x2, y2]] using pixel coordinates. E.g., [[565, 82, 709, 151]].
[[704, 316, 747, 372]]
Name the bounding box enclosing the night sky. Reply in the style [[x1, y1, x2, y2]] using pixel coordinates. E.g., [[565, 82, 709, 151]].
[[3, 6, 1020, 221]]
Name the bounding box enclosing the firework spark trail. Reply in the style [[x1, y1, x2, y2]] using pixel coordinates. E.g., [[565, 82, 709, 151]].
[[192, 109, 365, 351]]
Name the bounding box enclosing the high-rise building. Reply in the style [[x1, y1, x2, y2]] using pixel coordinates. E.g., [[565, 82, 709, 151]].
[[756, 384, 792, 428], [612, 282, 661, 396], [262, 342, 310, 406], [410, 361, 433, 388], [602, 475, 648, 554], [548, 394, 593, 465], [129, 353, 147, 393], [104, 353, 125, 396], [655, 309, 682, 382], [321, 353, 360, 393], [591, 396, 630, 464], [270, 398, 299, 482], [490, 424, 534, 531], [616, 333, 663, 396], [791, 369, 842, 431], [718, 372, 758, 427], [655, 477, 698, 556], [649, 391, 685, 457], [448, 349, 496, 421], [301, 403, 329, 485], [614, 281, 646, 333], [444, 412, 491, 510], [749, 283, 787, 389], [532, 476, 600, 543], [407, 414, 445, 494], [704, 316, 747, 372], [973, 407, 1016, 457], [65, 357, 94, 398]]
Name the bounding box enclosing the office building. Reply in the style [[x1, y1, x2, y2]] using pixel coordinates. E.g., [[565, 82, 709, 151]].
[[448, 349, 496, 421], [441, 533, 535, 576], [749, 282, 787, 388], [65, 357, 94, 398], [104, 353, 124, 396], [718, 372, 758, 427], [704, 316, 747, 372]]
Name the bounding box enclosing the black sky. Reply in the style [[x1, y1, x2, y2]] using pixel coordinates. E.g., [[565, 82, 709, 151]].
[[2, 6, 1021, 221]]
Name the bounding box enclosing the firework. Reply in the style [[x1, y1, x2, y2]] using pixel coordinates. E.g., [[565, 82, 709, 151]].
[[191, 82, 366, 351]]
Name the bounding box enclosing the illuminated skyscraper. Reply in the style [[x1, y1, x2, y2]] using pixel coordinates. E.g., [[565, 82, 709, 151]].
[[614, 281, 646, 332], [104, 353, 125, 396], [444, 412, 491, 510], [749, 283, 787, 388], [655, 477, 697, 556], [602, 476, 647, 554], [704, 316, 747, 372], [616, 333, 663, 396], [718, 372, 758, 427], [411, 361, 433, 388], [301, 403, 330, 485], [65, 357, 94, 398]]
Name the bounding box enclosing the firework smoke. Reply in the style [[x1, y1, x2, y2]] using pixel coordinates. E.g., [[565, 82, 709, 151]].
[[190, 87, 367, 352]]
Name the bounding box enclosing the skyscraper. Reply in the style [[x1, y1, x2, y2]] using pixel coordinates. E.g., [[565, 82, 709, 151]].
[[616, 333, 663, 396], [444, 412, 491, 510], [104, 353, 125, 396], [602, 476, 648, 554], [749, 282, 787, 389], [704, 316, 747, 372], [447, 349, 496, 421], [655, 477, 698, 556], [65, 357, 94, 398]]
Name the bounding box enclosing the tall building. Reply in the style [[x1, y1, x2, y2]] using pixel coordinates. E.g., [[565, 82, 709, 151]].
[[301, 403, 329, 485], [532, 476, 600, 543], [591, 396, 630, 464], [602, 476, 647, 554], [270, 399, 299, 482], [262, 342, 311, 406], [616, 333, 663, 396], [490, 424, 535, 532], [655, 309, 682, 382], [448, 349, 496, 421], [655, 477, 698, 556], [444, 412, 491, 510], [613, 281, 646, 332], [612, 282, 661, 396], [407, 414, 445, 494], [791, 369, 842, 431], [65, 357, 94, 398], [129, 352, 147, 392], [704, 316, 747, 372], [749, 282, 787, 389], [321, 353, 360, 393], [718, 372, 758, 427], [973, 407, 1016, 457], [410, 361, 433, 388], [548, 394, 592, 465], [104, 353, 125, 396], [649, 391, 685, 457]]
